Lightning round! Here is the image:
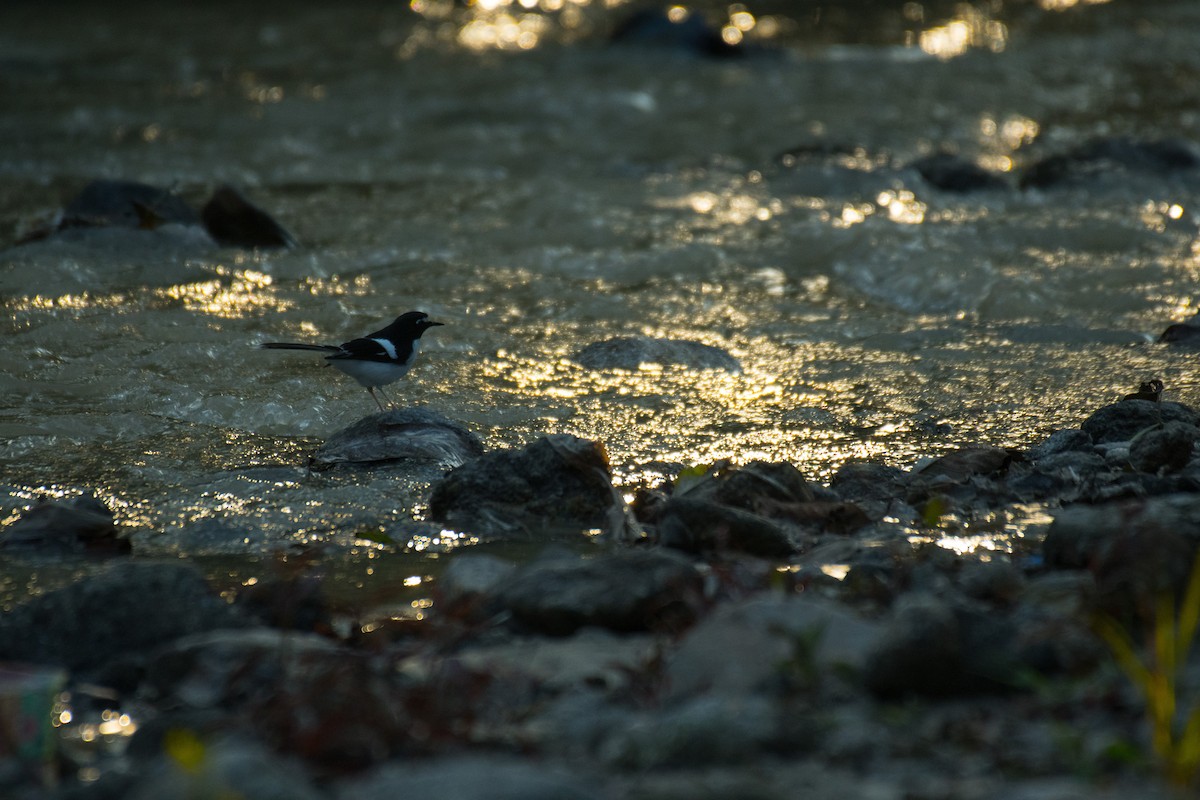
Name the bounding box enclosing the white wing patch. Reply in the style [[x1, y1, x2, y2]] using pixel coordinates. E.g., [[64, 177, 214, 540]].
[[371, 337, 398, 359]]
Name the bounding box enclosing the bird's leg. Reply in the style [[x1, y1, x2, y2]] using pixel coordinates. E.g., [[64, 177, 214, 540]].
[[375, 385, 398, 409], [367, 387, 386, 413]]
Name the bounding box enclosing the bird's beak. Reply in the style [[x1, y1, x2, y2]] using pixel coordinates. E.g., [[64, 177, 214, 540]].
[[428, 320, 445, 326]]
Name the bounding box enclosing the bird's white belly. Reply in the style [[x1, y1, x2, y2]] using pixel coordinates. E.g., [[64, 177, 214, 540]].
[[330, 358, 410, 388]]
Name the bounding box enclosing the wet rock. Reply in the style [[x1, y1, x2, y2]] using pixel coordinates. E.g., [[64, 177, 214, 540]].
[[1020, 136, 1200, 189], [0, 494, 129, 555], [656, 497, 797, 557], [666, 595, 883, 701], [610, 9, 742, 58], [428, 435, 623, 537], [494, 548, 705, 636], [60, 179, 198, 231], [909, 153, 1009, 192], [0, 561, 250, 671], [128, 734, 323, 800], [1080, 399, 1198, 444], [201, 185, 296, 249], [1128, 420, 1199, 473], [1027, 428, 1093, 461], [20, 180, 293, 251], [1160, 321, 1200, 346], [574, 336, 741, 372], [914, 446, 1017, 483], [829, 461, 906, 505], [336, 755, 607, 800], [310, 408, 484, 470], [681, 460, 815, 510]]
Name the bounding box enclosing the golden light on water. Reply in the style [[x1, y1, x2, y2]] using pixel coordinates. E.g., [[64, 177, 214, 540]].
[[1038, 0, 1112, 9], [917, 5, 1007, 59]]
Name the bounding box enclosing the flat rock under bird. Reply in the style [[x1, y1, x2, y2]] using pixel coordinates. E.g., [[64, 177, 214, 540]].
[[261, 311, 443, 411]]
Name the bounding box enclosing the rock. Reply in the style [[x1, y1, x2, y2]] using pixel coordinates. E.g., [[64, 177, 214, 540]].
[[427, 435, 624, 537], [1160, 321, 1200, 346], [1027, 428, 1093, 461], [433, 553, 518, 620], [494, 548, 705, 635], [956, 558, 1024, 605], [656, 497, 797, 557], [310, 408, 484, 470], [0, 561, 250, 671], [147, 628, 407, 769], [600, 695, 792, 769], [59, 179, 198, 230], [128, 734, 323, 800], [864, 593, 1018, 697], [1128, 420, 1199, 473], [609, 9, 743, 58], [574, 336, 741, 372], [1042, 495, 1200, 614], [449, 627, 659, 694], [909, 153, 1009, 192], [914, 446, 1017, 483], [21, 180, 294, 251], [235, 573, 331, 633], [829, 461, 906, 505], [201, 185, 296, 249], [0, 494, 129, 555], [666, 595, 883, 700], [1080, 399, 1198, 444], [680, 460, 815, 510], [1020, 136, 1200, 189], [336, 755, 608, 800]]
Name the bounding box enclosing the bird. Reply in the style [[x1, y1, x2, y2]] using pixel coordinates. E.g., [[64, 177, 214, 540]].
[[1123, 378, 1164, 402], [260, 311, 443, 411]]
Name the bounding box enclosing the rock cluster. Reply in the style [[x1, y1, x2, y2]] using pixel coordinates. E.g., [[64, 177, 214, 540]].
[[2, 390, 1196, 799]]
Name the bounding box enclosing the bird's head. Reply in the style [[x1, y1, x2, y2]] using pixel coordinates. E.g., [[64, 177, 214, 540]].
[[391, 311, 444, 337]]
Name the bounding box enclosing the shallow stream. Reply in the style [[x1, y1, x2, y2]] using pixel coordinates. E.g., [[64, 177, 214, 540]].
[[4, 0, 1200, 605]]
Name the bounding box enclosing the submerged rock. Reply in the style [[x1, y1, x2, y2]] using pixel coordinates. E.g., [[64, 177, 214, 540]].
[[909, 153, 1009, 192], [428, 435, 626, 537], [495, 548, 704, 635], [0, 561, 250, 671], [310, 408, 484, 470], [1020, 136, 1200, 189], [574, 336, 741, 372], [59, 179, 199, 230], [610, 9, 743, 58], [19, 179, 294, 250], [0, 493, 129, 555]]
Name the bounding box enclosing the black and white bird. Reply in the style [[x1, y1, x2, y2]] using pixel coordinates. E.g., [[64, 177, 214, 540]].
[[261, 311, 443, 411]]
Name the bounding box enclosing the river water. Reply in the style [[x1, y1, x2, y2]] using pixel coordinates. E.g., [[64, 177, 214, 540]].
[[3, 1, 1200, 596]]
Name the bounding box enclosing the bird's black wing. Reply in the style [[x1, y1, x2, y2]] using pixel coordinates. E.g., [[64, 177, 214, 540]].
[[328, 336, 409, 363]]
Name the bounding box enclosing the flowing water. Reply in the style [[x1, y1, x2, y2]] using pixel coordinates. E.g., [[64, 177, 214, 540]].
[[3, 0, 1200, 602]]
